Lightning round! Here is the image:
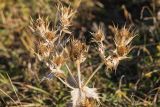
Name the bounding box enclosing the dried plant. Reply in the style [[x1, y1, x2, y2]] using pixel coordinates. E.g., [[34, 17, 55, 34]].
[[30, 5, 137, 105], [69, 39, 88, 63], [29, 0, 138, 104], [30, 2, 100, 107], [58, 4, 76, 34], [114, 26, 136, 57], [2, 0, 160, 106], [92, 25, 136, 71], [92, 25, 105, 43], [67, 39, 100, 107]]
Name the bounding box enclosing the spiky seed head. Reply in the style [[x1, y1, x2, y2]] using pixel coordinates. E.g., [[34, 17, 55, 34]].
[[114, 26, 135, 47], [54, 69, 66, 79], [112, 26, 136, 61], [70, 40, 87, 62], [120, 27, 130, 39], [44, 31, 56, 41], [104, 55, 120, 71], [59, 6, 75, 25], [58, 5, 76, 34], [116, 45, 131, 57], [94, 32, 105, 43], [30, 16, 50, 38], [52, 53, 65, 68], [34, 17, 45, 28], [92, 25, 105, 43], [38, 42, 51, 57], [84, 99, 97, 107]]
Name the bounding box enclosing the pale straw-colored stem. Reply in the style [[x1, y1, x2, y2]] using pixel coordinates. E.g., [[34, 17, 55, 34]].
[[65, 63, 78, 86], [118, 75, 125, 89], [84, 63, 103, 87], [57, 77, 74, 90], [76, 60, 81, 89], [98, 43, 106, 61], [56, 67, 74, 89]]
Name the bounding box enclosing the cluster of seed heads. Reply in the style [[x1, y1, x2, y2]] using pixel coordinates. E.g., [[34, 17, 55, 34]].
[[30, 2, 136, 107], [92, 25, 136, 71], [30, 4, 100, 107]]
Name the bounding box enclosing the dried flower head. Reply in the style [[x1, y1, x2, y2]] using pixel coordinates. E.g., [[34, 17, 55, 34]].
[[34, 17, 45, 28], [30, 16, 48, 37], [58, 5, 76, 34], [114, 26, 135, 47], [71, 87, 99, 107], [94, 25, 136, 71], [51, 53, 65, 68], [104, 55, 120, 71], [69, 39, 88, 63], [30, 16, 60, 62], [38, 42, 51, 58], [92, 25, 105, 43], [116, 45, 132, 57], [113, 26, 136, 59], [44, 31, 57, 42]]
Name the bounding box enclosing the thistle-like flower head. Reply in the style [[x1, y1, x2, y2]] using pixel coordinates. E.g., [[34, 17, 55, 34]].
[[69, 39, 88, 63], [114, 26, 136, 47], [30, 16, 49, 38], [44, 31, 58, 43], [58, 5, 76, 34], [92, 25, 105, 43], [51, 52, 65, 69], [38, 42, 51, 59], [113, 26, 136, 58]]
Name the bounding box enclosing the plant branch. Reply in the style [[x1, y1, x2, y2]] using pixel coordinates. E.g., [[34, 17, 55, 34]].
[[65, 63, 78, 86], [57, 77, 74, 90], [76, 60, 81, 88], [84, 63, 103, 87]]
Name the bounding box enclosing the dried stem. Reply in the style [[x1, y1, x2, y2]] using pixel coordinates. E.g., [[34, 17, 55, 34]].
[[84, 63, 104, 87], [57, 77, 74, 90], [76, 60, 81, 88], [65, 63, 78, 86]]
